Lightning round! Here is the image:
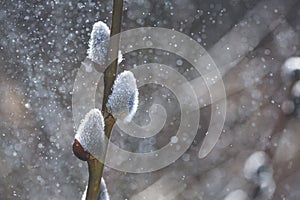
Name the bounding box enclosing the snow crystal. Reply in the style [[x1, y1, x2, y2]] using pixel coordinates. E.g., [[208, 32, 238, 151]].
[[87, 21, 110, 65], [75, 108, 106, 161], [81, 178, 110, 200], [176, 59, 183, 66], [106, 71, 139, 122], [170, 136, 178, 143], [224, 190, 249, 200]]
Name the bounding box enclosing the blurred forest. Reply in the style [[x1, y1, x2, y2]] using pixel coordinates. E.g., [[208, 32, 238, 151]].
[[1, 0, 300, 199]]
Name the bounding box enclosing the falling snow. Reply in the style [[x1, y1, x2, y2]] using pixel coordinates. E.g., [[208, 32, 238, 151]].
[[1, 0, 300, 199]]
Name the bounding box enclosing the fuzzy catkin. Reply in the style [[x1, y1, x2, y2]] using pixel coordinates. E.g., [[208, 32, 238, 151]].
[[87, 21, 110, 65], [75, 108, 106, 161], [106, 71, 139, 122]]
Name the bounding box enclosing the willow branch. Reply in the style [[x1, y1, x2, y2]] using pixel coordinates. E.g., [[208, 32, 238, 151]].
[[85, 0, 123, 199], [86, 157, 104, 200]]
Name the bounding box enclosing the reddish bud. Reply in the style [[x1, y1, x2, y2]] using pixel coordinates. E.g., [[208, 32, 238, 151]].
[[72, 139, 90, 161]]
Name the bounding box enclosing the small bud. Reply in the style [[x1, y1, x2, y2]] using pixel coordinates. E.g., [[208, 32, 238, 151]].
[[74, 108, 106, 161], [106, 71, 139, 122], [73, 138, 90, 161]]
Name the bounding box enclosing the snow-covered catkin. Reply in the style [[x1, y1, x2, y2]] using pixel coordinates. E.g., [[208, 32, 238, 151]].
[[243, 151, 270, 182], [87, 21, 110, 65], [75, 108, 106, 161], [224, 190, 249, 200], [243, 151, 275, 199], [81, 178, 110, 200], [281, 57, 300, 83], [106, 71, 139, 122]]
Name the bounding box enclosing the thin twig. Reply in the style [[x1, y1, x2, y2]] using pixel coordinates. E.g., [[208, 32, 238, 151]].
[[86, 157, 104, 200], [85, 0, 123, 199]]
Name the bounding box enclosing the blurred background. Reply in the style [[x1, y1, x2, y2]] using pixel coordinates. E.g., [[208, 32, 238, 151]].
[[1, 0, 300, 199]]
